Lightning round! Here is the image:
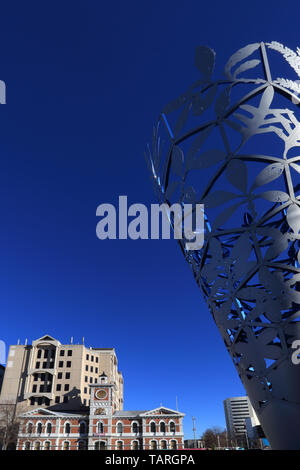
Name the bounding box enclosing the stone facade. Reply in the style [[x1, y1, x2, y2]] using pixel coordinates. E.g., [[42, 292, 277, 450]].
[[17, 373, 185, 450]]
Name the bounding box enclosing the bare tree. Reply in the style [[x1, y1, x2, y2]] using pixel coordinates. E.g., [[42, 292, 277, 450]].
[[202, 427, 227, 449], [0, 401, 25, 450]]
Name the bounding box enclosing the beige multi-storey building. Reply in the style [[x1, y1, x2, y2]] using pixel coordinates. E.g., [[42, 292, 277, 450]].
[[0, 335, 123, 413]]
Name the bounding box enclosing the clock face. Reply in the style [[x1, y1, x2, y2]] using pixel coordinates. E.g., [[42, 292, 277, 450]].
[[95, 389, 107, 400]]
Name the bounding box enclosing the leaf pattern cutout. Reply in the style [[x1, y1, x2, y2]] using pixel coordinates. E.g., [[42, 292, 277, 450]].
[[146, 42, 300, 445]]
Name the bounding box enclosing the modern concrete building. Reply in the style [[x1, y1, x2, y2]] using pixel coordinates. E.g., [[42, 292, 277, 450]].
[[223, 396, 257, 444], [0, 335, 123, 413]]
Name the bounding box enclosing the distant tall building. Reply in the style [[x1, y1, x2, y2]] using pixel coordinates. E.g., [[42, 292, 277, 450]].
[[223, 396, 257, 443], [0, 335, 123, 412]]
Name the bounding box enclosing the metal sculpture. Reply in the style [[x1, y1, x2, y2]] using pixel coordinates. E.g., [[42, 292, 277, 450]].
[[146, 42, 300, 450]]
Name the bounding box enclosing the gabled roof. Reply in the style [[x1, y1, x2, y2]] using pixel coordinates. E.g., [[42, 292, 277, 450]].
[[19, 407, 87, 418], [140, 406, 185, 417]]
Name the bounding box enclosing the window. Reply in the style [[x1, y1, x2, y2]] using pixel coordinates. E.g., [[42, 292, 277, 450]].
[[60, 350, 65, 356], [59, 361, 63, 368], [67, 350, 72, 357], [65, 423, 71, 434], [46, 423, 52, 434], [39, 383, 44, 392], [170, 440, 177, 450], [170, 422, 176, 433], [85, 365, 88, 371], [35, 362, 40, 369], [32, 385, 37, 393], [55, 396, 60, 403], [78, 441, 86, 450], [79, 422, 86, 434], [116, 441, 123, 450], [96, 357, 99, 363], [132, 440, 139, 450], [42, 362, 47, 369], [56, 384, 61, 391], [44, 349, 48, 358], [51, 349, 55, 359], [66, 361, 71, 368], [27, 423, 33, 434], [117, 422, 123, 434], [45, 398, 50, 406], [161, 440, 167, 449], [37, 422, 43, 434], [91, 366, 93, 372], [66, 372, 70, 379], [150, 422, 156, 433], [95, 368, 98, 374], [58, 372, 62, 379], [30, 398, 35, 406], [91, 356, 94, 362], [95, 441, 106, 450], [85, 376, 88, 383], [150, 440, 157, 449], [24, 441, 31, 450], [89, 377, 93, 384], [84, 387, 87, 394], [33, 374, 38, 382], [44, 441, 51, 450], [41, 374, 45, 381], [86, 354, 89, 361], [64, 384, 69, 392], [37, 349, 42, 359], [34, 441, 41, 450], [63, 396, 68, 403], [97, 422, 104, 434], [37, 397, 43, 405], [132, 422, 138, 433], [63, 441, 70, 450], [160, 422, 166, 433]]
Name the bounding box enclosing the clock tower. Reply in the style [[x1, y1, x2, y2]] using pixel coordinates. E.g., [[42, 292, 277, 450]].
[[90, 372, 118, 417]]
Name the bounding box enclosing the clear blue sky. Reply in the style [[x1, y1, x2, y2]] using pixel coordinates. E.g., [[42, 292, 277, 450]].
[[0, 0, 299, 439]]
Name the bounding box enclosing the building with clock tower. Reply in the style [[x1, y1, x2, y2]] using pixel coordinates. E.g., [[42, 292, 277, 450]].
[[16, 371, 185, 450]]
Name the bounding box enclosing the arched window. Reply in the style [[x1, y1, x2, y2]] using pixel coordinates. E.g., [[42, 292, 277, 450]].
[[150, 440, 157, 449], [169, 421, 176, 433], [161, 440, 167, 449], [95, 441, 106, 450], [44, 441, 51, 450], [97, 422, 104, 434], [117, 422, 123, 434], [36, 422, 43, 435], [46, 422, 52, 434], [170, 440, 177, 449], [79, 421, 86, 435], [132, 440, 139, 450], [24, 441, 31, 450], [116, 441, 123, 450], [150, 421, 156, 433], [34, 441, 41, 450], [132, 422, 138, 433], [78, 440, 86, 450], [65, 422, 71, 434], [27, 422, 33, 434], [160, 421, 166, 433], [63, 441, 70, 450]]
